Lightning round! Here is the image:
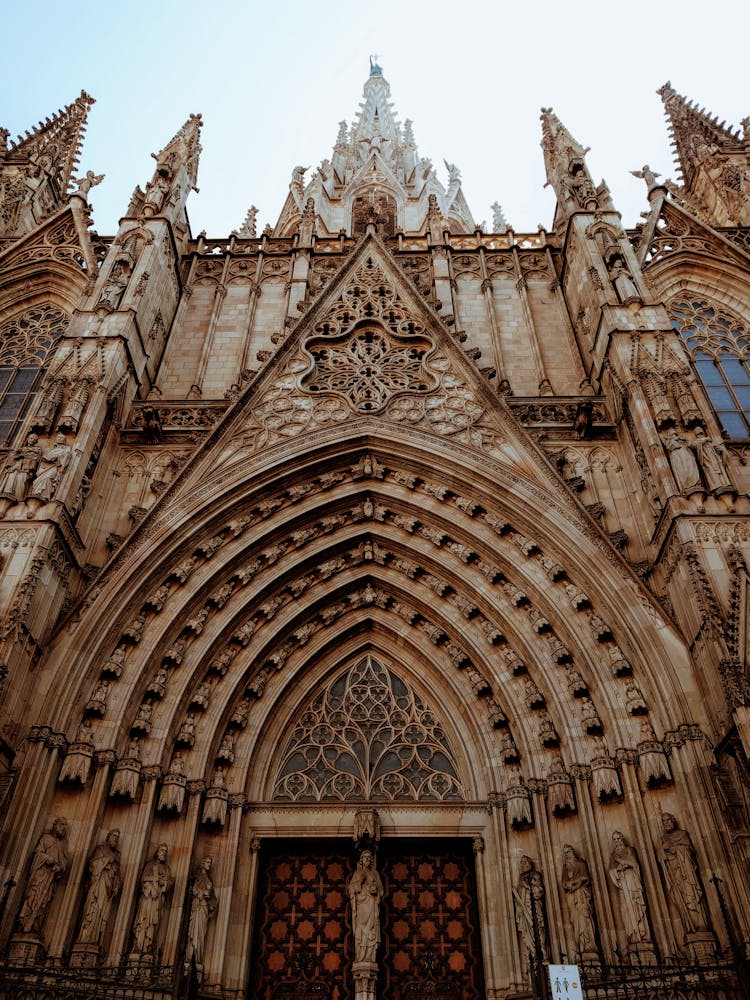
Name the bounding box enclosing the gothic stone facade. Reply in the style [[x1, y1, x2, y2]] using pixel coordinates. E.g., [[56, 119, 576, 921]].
[[0, 68, 750, 999]]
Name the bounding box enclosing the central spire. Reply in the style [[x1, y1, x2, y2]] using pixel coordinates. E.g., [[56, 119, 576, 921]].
[[270, 61, 475, 238]]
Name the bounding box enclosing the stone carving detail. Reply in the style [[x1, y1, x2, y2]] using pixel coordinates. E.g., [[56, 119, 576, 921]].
[[130, 844, 172, 963], [561, 845, 599, 961], [589, 736, 622, 802], [202, 768, 228, 826], [185, 857, 217, 979], [74, 830, 122, 954], [513, 856, 548, 984], [608, 831, 655, 961], [273, 655, 463, 802], [110, 738, 141, 799], [0, 433, 42, 508], [304, 324, 436, 412], [504, 763, 533, 828], [349, 848, 383, 963], [637, 720, 672, 786], [58, 720, 94, 784], [15, 818, 67, 941], [662, 429, 702, 494], [158, 753, 186, 813], [28, 433, 71, 502]]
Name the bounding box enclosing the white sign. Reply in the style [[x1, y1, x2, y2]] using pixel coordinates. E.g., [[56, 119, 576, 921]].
[[548, 964, 584, 999]]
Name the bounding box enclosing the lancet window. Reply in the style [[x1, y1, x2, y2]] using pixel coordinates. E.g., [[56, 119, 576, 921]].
[[0, 304, 67, 444], [669, 296, 750, 437]]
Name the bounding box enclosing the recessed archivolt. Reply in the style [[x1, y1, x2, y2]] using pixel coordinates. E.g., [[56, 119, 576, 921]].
[[50, 470, 686, 818], [53, 453, 689, 750]]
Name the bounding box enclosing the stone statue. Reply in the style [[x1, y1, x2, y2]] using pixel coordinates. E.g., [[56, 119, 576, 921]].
[[17, 817, 68, 935], [131, 844, 172, 961], [98, 261, 129, 310], [185, 856, 217, 977], [663, 430, 702, 494], [85, 678, 110, 716], [607, 256, 640, 304], [216, 732, 235, 764], [630, 164, 661, 191], [692, 427, 733, 494], [177, 714, 196, 747], [505, 763, 533, 828], [348, 849, 383, 964], [659, 813, 710, 935], [58, 720, 95, 783], [0, 433, 41, 507], [513, 856, 548, 981], [638, 719, 671, 785], [158, 752, 187, 813], [73, 170, 104, 200], [147, 666, 168, 698], [202, 767, 228, 826], [110, 738, 141, 799], [103, 646, 126, 678], [561, 845, 598, 960], [608, 831, 651, 949], [76, 829, 122, 948], [28, 433, 71, 502]]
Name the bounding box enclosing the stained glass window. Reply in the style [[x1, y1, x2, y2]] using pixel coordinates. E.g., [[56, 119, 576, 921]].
[[0, 304, 67, 444], [669, 297, 750, 438]]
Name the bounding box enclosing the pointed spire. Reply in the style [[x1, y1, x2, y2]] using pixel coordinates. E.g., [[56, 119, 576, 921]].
[[540, 107, 605, 221], [235, 205, 258, 238], [151, 112, 203, 191], [8, 90, 95, 193], [491, 202, 508, 233], [658, 81, 745, 185]]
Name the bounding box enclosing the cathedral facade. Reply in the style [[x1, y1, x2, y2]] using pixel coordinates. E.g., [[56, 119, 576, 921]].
[[0, 63, 750, 999]]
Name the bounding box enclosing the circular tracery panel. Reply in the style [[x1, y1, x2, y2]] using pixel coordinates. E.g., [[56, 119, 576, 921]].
[[304, 324, 435, 413], [272, 655, 464, 802]]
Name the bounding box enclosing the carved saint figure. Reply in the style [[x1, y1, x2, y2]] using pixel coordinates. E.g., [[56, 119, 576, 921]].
[[608, 831, 651, 947], [561, 845, 598, 959], [98, 261, 128, 310], [0, 433, 41, 505], [185, 856, 217, 976], [28, 433, 71, 501], [659, 813, 710, 935], [110, 738, 141, 799], [73, 170, 104, 199], [692, 427, 733, 494], [513, 856, 548, 981], [131, 843, 172, 960], [18, 817, 68, 936], [348, 849, 383, 964], [76, 829, 122, 947], [663, 430, 701, 494]]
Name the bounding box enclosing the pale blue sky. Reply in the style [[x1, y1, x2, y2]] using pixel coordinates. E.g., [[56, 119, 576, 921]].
[[2, 0, 747, 236]]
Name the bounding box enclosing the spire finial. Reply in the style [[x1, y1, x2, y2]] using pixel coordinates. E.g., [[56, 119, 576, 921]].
[[369, 54, 383, 77]]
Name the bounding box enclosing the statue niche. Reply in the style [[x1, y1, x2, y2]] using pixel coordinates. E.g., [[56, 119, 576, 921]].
[[351, 190, 398, 237]]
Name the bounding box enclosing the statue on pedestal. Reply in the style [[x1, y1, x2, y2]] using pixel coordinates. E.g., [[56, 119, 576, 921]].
[[131, 843, 172, 962], [185, 856, 217, 979], [16, 817, 68, 935], [74, 829, 122, 955]]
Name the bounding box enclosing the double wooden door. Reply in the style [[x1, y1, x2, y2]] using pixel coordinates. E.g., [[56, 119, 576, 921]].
[[248, 839, 484, 999]]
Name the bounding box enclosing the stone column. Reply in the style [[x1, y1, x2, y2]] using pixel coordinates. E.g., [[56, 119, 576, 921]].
[[488, 794, 525, 992], [0, 729, 67, 946], [571, 769, 616, 960], [106, 765, 160, 966], [208, 794, 245, 987], [47, 751, 116, 962], [161, 779, 204, 968]]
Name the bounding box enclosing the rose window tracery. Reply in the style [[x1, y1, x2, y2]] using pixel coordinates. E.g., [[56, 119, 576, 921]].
[[272, 656, 464, 802], [304, 325, 435, 412]]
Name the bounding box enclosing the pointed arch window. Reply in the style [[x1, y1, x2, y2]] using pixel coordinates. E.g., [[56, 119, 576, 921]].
[[669, 296, 750, 438], [272, 655, 464, 802], [0, 304, 67, 445]]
